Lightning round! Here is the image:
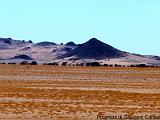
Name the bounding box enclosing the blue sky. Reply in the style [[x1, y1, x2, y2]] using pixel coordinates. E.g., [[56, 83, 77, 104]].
[[0, 0, 160, 55]]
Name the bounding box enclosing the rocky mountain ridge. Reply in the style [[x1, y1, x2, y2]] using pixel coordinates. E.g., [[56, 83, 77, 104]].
[[0, 37, 160, 66]]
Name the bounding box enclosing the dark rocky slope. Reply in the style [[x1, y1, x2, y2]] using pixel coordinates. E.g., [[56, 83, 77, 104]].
[[59, 38, 126, 59], [10, 54, 33, 60]]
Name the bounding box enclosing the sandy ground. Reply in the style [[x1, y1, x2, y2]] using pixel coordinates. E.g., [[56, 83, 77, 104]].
[[0, 65, 160, 120]]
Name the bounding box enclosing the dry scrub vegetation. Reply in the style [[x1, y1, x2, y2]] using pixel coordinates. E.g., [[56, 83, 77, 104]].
[[0, 65, 159, 120]]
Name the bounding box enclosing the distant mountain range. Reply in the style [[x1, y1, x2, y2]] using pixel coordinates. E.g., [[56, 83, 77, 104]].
[[0, 37, 160, 66]]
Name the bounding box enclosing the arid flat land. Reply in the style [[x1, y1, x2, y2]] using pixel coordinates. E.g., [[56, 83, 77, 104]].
[[0, 65, 160, 120]]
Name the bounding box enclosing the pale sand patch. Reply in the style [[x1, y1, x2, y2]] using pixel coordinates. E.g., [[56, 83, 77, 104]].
[[25, 86, 160, 93]]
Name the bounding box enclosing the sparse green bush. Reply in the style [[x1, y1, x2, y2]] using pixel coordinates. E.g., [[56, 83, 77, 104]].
[[20, 61, 28, 65], [136, 64, 148, 67], [8, 62, 16, 65], [44, 62, 59, 66], [90, 62, 100, 67], [62, 62, 67, 66], [30, 61, 38, 65], [109, 64, 113, 67], [29, 40, 33, 43], [103, 64, 108, 67], [86, 62, 91, 66]]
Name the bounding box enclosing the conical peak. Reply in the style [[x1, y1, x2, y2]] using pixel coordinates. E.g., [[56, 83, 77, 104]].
[[85, 38, 107, 47], [88, 38, 100, 42]]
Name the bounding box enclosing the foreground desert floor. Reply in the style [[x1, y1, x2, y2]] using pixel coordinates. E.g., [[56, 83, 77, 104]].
[[0, 65, 160, 120]]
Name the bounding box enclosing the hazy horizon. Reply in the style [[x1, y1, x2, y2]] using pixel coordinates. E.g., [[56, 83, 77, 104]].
[[0, 0, 160, 55]]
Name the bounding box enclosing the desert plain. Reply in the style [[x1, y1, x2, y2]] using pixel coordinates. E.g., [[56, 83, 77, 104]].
[[0, 64, 160, 120]]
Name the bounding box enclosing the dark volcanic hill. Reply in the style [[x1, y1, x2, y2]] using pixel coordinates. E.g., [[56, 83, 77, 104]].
[[59, 38, 126, 59], [10, 54, 33, 60], [66, 41, 77, 46], [36, 41, 56, 46]]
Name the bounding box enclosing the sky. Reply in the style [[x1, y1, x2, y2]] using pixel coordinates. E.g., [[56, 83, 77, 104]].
[[0, 0, 160, 55]]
